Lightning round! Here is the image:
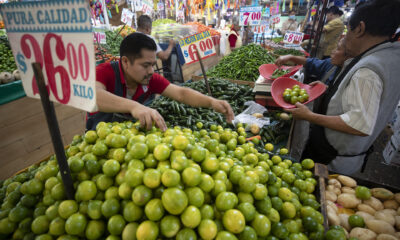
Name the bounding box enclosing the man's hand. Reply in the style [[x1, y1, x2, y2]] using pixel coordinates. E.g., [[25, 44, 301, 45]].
[[130, 104, 167, 131], [309, 81, 327, 87], [275, 55, 293, 66], [169, 39, 175, 47], [211, 99, 235, 123], [285, 102, 313, 121]]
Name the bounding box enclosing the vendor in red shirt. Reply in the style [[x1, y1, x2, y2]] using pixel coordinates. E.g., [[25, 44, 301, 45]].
[[88, 33, 234, 131], [228, 18, 242, 50]]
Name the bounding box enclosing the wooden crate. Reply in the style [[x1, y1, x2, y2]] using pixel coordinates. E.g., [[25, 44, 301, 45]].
[[191, 75, 255, 88]]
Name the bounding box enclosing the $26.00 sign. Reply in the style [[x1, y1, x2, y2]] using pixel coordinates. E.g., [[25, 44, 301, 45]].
[[283, 31, 304, 45], [179, 31, 216, 65], [240, 6, 262, 26], [0, 0, 97, 112]]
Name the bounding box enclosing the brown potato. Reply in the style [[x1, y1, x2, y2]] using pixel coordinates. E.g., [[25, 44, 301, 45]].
[[380, 209, 397, 217], [377, 234, 398, 240], [252, 113, 263, 118], [398, 207, 400, 216], [395, 216, 400, 231], [328, 208, 341, 226], [384, 200, 400, 210], [339, 213, 351, 231], [364, 196, 384, 211], [375, 210, 396, 226], [326, 191, 338, 202], [366, 219, 396, 235], [337, 193, 361, 209], [395, 232, 400, 239], [327, 185, 341, 196], [327, 200, 338, 213], [371, 188, 394, 201], [355, 211, 375, 222], [349, 227, 377, 240], [342, 186, 356, 194], [357, 204, 377, 215], [328, 178, 342, 189], [394, 193, 400, 204], [338, 175, 357, 188]]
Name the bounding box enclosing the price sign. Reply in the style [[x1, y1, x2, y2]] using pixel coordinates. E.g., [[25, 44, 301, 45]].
[[272, 14, 281, 24], [179, 31, 216, 65], [93, 31, 107, 44], [177, 10, 184, 20], [283, 31, 304, 45], [121, 8, 134, 26], [142, 0, 153, 15], [0, 0, 97, 112], [157, 3, 164, 11], [240, 6, 262, 26]]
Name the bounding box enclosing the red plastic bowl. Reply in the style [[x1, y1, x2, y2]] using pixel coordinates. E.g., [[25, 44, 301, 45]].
[[259, 64, 303, 80], [271, 77, 327, 109]]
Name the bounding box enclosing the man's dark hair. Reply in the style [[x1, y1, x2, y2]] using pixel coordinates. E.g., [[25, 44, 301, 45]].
[[349, 0, 400, 38], [327, 6, 343, 16], [120, 33, 157, 62], [138, 15, 152, 30]]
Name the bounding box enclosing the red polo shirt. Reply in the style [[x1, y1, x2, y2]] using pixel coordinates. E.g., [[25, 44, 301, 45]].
[[96, 61, 170, 101]]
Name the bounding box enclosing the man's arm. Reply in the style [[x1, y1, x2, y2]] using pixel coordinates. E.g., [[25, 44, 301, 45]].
[[275, 55, 307, 66], [285, 102, 367, 136], [162, 84, 235, 122], [157, 39, 175, 60], [96, 82, 167, 131]]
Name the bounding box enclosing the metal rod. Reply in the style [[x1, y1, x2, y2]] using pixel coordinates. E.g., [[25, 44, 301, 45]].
[[307, 0, 321, 53], [32, 63, 74, 200], [195, 48, 212, 96], [312, 0, 329, 57], [113, 22, 127, 41]]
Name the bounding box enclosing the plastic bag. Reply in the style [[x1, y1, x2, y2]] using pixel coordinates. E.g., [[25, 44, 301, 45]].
[[233, 101, 270, 128], [219, 30, 231, 56]]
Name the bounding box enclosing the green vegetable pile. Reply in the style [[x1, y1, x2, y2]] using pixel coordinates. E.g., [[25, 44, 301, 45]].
[[273, 48, 305, 56], [272, 37, 284, 44], [271, 68, 290, 79], [207, 44, 276, 82], [150, 78, 254, 128], [105, 31, 123, 56], [152, 19, 177, 27], [0, 36, 17, 73]]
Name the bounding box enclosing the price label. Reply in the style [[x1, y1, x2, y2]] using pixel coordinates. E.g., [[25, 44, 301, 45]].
[[179, 31, 216, 65], [240, 6, 262, 26], [283, 31, 304, 45], [121, 8, 134, 26], [272, 15, 281, 24], [0, 0, 97, 112], [157, 3, 164, 11], [93, 32, 107, 44], [177, 10, 184, 20], [142, 0, 153, 15]]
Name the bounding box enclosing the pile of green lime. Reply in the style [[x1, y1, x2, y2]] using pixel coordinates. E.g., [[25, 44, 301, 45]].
[[282, 85, 309, 105], [0, 121, 322, 240]]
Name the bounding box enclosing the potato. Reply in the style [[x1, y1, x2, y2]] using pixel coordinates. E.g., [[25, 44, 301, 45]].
[[328, 208, 341, 226], [328, 179, 342, 189], [395, 216, 400, 230], [381, 209, 397, 217], [327, 200, 338, 213], [366, 219, 396, 235], [279, 113, 290, 120], [384, 200, 400, 210], [349, 227, 377, 240], [398, 207, 400, 216], [343, 228, 350, 238], [252, 113, 263, 119], [327, 205, 336, 214], [355, 211, 375, 222], [375, 210, 396, 226], [371, 188, 394, 201], [326, 191, 338, 202], [395, 193, 400, 204], [358, 204, 377, 215], [364, 196, 384, 211], [338, 193, 361, 209], [338, 175, 357, 188], [339, 213, 351, 231], [327, 185, 342, 196], [395, 232, 400, 239], [377, 234, 398, 240], [250, 124, 260, 134], [342, 186, 356, 194]]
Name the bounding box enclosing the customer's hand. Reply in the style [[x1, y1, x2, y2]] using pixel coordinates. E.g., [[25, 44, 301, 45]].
[[285, 102, 313, 121], [275, 55, 293, 66], [130, 104, 167, 131], [211, 99, 235, 123]]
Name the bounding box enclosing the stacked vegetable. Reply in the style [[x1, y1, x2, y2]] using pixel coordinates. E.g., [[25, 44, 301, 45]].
[[150, 78, 254, 129], [273, 48, 305, 56], [0, 120, 323, 240], [325, 175, 400, 240], [185, 22, 221, 36], [105, 31, 123, 56], [0, 36, 19, 84], [152, 19, 177, 27], [207, 44, 276, 82]]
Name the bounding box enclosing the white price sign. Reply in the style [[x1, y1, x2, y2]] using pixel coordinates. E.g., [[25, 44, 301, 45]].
[[157, 3, 164, 11], [283, 31, 304, 45], [272, 14, 281, 24], [0, 0, 97, 112], [177, 10, 184, 20], [142, 0, 153, 15], [179, 31, 216, 65], [121, 8, 134, 26], [93, 31, 107, 44], [239, 6, 262, 26]]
